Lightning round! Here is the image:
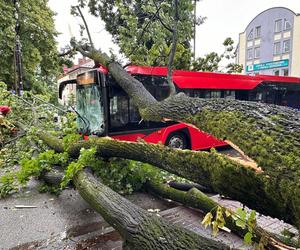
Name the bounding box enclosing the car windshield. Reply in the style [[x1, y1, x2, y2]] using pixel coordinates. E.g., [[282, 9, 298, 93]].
[[76, 84, 104, 135]]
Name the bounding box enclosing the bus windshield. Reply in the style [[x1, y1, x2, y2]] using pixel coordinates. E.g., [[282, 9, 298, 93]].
[[76, 84, 104, 135]]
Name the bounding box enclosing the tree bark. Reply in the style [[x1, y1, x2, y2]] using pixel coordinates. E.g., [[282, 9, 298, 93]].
[[66, 135, 299, 228], [74, 169, 228, 249], [38, 133, 228, 249], [40, 157, 297, 249]]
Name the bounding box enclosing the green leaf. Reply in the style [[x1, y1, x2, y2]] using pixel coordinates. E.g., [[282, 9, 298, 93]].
[[201, 212, 213, 228], [235, 218, 246, 229], [244, 232, 253, 245], [212, 221, 219, 236], [235, 208, 247, 229], [225, 209, 231, 217], [216, 206, 225, 228], [248, 210, 257, 232], [236, 208, 247, 220]]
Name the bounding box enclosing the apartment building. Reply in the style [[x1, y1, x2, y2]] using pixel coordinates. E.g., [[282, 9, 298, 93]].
[[236, 7, 300, 77]]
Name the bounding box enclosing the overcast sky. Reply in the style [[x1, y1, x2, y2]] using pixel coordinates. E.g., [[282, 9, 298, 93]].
[[48, 0, 300, 60]]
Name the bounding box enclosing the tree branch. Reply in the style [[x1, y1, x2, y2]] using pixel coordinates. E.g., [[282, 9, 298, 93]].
[[166, 0, 179, 96], [58, 49, 74, 57], [146, 180, 298, 249], [76, 5, 94, 49], [152, 0, 173, 32], [127, 4, 162, 59]]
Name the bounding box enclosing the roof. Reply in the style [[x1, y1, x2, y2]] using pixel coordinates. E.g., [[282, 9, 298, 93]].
[[244, 7, 297, 32], [125, 65, 300, 90]]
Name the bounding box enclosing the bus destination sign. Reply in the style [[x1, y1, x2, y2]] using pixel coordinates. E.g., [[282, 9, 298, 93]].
[[246, 59, 289, 72]]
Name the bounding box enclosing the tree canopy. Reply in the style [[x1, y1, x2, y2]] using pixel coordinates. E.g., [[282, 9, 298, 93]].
[[192, 37, 243, 73], [0, 0, 61, 93], [74, 0, 205, 69]]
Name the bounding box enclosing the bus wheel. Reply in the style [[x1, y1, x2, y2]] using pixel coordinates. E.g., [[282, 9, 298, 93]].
[[166, 133, 188, 149]]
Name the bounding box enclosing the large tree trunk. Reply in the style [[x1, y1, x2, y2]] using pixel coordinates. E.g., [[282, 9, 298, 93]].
[[74, 169, 228, 250], [66, 135, 299, 228]]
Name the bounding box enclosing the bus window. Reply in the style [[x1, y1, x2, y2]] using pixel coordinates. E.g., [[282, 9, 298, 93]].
[[204, 90, 211, 98], [134, 75, 170, 101], [193, 90, 199, 98], [285, 91, 299, 108], [211, 90, 221, 98], [193, 90, 205, 98], [129, 100, 141, 122], [235, 90, 249, 100], [152, 76, 170, 101], [76, 84, 104, 135], [183, 89, 194, 97], [109, 92, 129, 129], [224, 90, 235, 99], [265, 91, 276, 104]]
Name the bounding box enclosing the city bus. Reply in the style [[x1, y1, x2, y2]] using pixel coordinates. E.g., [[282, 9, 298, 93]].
[[59, 65, 300, 150]]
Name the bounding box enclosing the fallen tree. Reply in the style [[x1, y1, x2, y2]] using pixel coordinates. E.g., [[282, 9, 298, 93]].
[[75, 170, 229, 250], [39, 134, 228, 249], [69, 43, 300, 231], [39, 132, 298, 249], [2, 43, 299, 248], [2, 1, 298, 248]]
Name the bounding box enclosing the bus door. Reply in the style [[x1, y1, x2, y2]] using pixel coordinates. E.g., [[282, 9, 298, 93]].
[[106, 75, 175, 142], [107, 82, 144, 134]]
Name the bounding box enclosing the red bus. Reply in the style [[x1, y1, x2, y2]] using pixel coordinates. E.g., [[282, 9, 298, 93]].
[[59, 65, 300, 150]]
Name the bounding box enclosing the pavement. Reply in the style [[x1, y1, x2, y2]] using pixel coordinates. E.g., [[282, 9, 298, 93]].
[[0, 179, 176, 250]]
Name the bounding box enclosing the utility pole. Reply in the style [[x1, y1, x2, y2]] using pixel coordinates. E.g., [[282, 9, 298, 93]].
[[14, 0, 23, 96], [193, 0, 196, 60]]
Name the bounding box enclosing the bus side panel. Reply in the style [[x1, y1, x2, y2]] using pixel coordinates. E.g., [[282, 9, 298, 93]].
[[187, 126, 228, 150], [146, 123, 228, 150], [110, 123, 228, 150], [110, 125, 187, 145], [111, 133, 147, 142]]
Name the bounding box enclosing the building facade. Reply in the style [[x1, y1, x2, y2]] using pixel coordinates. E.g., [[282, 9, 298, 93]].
[[237, 7, 300, 77]]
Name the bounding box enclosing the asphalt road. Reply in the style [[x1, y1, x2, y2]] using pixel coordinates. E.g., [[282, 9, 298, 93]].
[[0, 179, 175, 249]]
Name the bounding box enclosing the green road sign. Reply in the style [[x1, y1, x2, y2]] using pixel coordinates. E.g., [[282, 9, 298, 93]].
[[246, 59, 289, 72]]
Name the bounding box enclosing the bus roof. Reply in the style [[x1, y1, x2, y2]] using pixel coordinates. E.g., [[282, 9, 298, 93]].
[[124, 65, 300, 90]]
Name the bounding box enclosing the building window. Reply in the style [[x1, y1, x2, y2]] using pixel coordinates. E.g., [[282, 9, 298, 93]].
[[283, 40, 290, 53], [274, 19, 282, 33], [273, 42, 281, 55], [282, 68, 289, 76], [255, 26, 261, 38], [247, 29, 253, 40], [274, 70, 280, 76], [247, 49, 253, 60], [284, 19, 291, 30], [254, 47, 260, 58]]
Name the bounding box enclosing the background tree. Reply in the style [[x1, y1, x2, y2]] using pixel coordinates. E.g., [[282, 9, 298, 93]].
[[74, 0, 205, 69], [0, 0, 61, 96], [192, 37, 243, 73]]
